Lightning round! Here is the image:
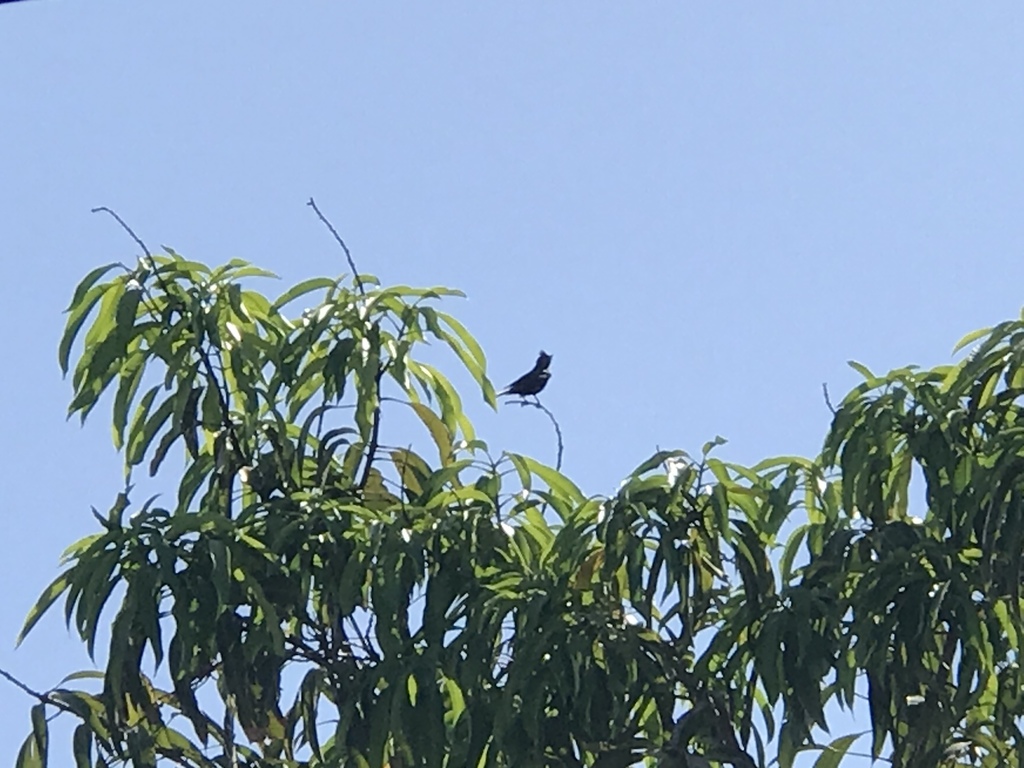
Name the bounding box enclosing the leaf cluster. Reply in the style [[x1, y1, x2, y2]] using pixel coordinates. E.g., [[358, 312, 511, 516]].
[[17, 253, 1024, 768]]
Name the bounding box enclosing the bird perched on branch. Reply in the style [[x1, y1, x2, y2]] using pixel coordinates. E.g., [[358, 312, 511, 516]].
[[498, 351, 552, 402]]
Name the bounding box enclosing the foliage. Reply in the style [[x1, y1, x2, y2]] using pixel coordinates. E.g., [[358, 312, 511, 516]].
[[12, 247, 1024, 768]]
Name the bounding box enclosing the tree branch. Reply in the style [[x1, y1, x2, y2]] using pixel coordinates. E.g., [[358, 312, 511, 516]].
[[510, 398, 565, 470], [91, 206, 153, 258], [822, 382, 837, 416], [307, 197, 365, 296], [91, 206, 251, 514], [0, 667, 49, 703], [0, 667, 87, 721], [91, 207, 181, 320]]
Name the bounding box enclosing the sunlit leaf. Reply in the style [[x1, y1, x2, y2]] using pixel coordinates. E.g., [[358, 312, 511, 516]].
[[409, 402, 454, 466], [271, 277, 338, 311]]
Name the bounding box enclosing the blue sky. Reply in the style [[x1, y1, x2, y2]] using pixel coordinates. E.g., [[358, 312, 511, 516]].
[[2, 2, 1023, 765]]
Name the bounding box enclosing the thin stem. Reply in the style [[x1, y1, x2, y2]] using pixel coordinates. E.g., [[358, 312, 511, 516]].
[[347, 615, 382, 663], [307, 197, 365, 296], [91, 206, 153, 258], [358, 311, 418, 489], [0, 667, 50, 704], [823, 382, 837, 416], [91, 206, 251, 509], [510, 398, 565, 470]]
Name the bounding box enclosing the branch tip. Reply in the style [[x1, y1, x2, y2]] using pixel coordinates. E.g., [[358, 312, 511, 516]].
[[91, 206, 152, 258], [306, 197, 365, 296]]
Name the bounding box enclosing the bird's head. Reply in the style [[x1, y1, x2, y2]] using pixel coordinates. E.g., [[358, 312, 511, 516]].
[[537, 351, 553, 370]]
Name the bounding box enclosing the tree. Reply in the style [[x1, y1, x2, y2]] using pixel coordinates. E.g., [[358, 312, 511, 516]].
[[9, 208, 1024, 767]]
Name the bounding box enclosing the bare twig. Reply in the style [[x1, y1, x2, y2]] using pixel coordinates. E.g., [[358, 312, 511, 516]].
[[92, 206, 175, 309], [305, 198, 384, 489], [3, 665, 210, 767], [307, 197, 365, 296], [91, 206, 153, 258], [92, 206, 247, 514], [0, 666, 89, 721], [0, 667, 49, 703], [91, 207, 169, 321], [822, 382, 837, 416], [511, 398, 564, 470], [346, 615, 382, 663], [357, 311, 420, 490]]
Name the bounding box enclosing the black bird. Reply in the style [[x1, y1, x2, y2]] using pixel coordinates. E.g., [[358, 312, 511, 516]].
[[499, 351, 552, 402]]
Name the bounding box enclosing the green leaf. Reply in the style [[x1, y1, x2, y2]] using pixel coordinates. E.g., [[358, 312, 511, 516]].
[[298, 669, 324, 760], [237, 569, 286, 654], [846, 360, 876, 381], [151, 726, 206, 760], [952, 325, 993, 354], [14, 732, 41, 768], [156, 253, 212, 276], [777, 719, 798, 768], [79, 280, 126, 360], [58, 670, 105, 684], [368, 684, 393, 768], [149, 385, 202, 475], [384, 284, 465, 299], [518, 454, 584, 503], [59, 284, 108, 377], [506, 453, 532, 491], [442, 676, 466, 727], [74, 549, 122, 658], [780, 524, 809, 583], [218, 264, 279, 281], [111, 352, 145, 450], [353, 345, 379, 444], [324, 336, 356, 402], [433, 309, 497, 408], [271, 277, 338, 311], [30, 703, 48, 765], [148, 423, 181, 477], [408, 360, 464, 437], [242, 288, 274, 318], [127, 393, 175, 467], [407, 673, 418, 706], [177, 453, 215, 513], [72, 724, 92, 768], [59, 265, 121, 374], [702, 435, 728, 455], [630, 450, 688, 477], [115, 287, 143, 337], [69, 281, 128, 389], [409, 402, 454, 466], [66, 262, 122, 313], [425, 487, 496, 511], [390, 448, 431, 496], [18, 571, 71, 645], [200, 382, 221, 428], [436, 311, 484, 367], [288, 354, 328, 421], [811, 733, 865, 768]]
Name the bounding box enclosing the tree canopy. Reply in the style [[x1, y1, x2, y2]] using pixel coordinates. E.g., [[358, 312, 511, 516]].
[[11, 217, 1024, 768]]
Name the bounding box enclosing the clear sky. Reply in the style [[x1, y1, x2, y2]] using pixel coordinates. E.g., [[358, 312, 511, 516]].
[[2, 2, 1023, 765]]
